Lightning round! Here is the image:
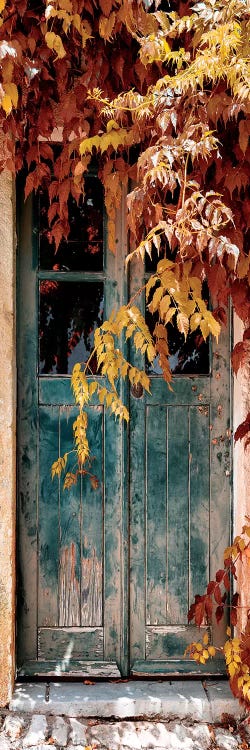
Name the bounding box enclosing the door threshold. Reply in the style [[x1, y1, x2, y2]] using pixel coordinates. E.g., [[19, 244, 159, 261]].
[[9, 679, 242, 723], [17, 660, 121, 679]]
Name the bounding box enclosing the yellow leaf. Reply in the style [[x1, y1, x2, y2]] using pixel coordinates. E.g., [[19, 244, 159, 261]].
[[147, 344, 156, 362], [200, 319, 210, 340], [228, 662, 236, 678], [4, 82, 18, 108], [159, 294, 171, 317], [203, 632, 209, 645], [190, 277, 202, 298], [208, 646, 216, 656], [194, 651, 201, 661], [45, 31, 66, 58], [164, 307, 176, 324], [0, 0, 6, 11], [1, 94, 12, 114], [190, 312, 202, 332], [238, 538, 245, 551], [79, 128, 134, 156], [99, 11, 116, 41], [89, 382, 98, 396], [226, 626, 232, 637], [106, 119, 119, 133], [203, 310, 221, 342], [177, 312, 189, 339], [149, 285, 164, 313]]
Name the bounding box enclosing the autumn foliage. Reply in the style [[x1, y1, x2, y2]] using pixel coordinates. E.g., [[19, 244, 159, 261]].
[[186, 522, 250, 710], [0, 0, 249, 707]]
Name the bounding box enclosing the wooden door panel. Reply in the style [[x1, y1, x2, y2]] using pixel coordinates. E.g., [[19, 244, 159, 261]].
[[129, 258, 231, 674], [17, 187, 128, 677], [38, 405, 104, 631]]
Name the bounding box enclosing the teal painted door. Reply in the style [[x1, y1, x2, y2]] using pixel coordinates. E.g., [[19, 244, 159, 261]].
[[17, 184, 231, 677], [17, 181, 128, 677], [129, 256, 231, 675]]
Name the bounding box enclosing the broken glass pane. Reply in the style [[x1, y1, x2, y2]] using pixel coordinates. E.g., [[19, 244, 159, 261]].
[[39, 281, 104, 374]]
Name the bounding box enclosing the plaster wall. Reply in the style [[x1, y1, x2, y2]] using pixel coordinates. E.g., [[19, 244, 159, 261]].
[[0, 170, 16, 707], [233, 315, 250, 632]]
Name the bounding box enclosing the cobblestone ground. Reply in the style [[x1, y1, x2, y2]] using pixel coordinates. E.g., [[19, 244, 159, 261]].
[[0, 713, 249, 750]]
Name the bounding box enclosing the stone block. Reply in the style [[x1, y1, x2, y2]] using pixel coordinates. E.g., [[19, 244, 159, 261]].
[[69, 717, 88, 745], [214, 728, 242, 750], [3, 714, 25, 739], [50, 716, 68, 746], [22, 714, 47, 747]]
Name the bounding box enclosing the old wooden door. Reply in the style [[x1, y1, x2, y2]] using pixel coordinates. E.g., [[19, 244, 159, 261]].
[[17, 178, 128, 677], [129, 256, 231, 675], [18, 181, 231, 677]]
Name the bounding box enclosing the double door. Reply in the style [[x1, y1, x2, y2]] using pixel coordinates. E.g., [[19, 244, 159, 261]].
[[17, 177, 231, 676]]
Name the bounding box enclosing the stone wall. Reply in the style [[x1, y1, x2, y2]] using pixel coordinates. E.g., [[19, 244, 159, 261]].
[[0, 170, 16, 706]]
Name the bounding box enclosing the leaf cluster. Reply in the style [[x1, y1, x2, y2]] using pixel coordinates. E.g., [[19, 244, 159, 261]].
[[187, 523, 250, 709]]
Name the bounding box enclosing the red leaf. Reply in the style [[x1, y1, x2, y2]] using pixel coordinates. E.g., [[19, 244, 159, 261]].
[[231, 607, 238, 626], [24, 171, 35, 199], [204, 596, 213, 622], [216, 569, 225, 583], [215, 605, 224, 623], [231, 341, 250, 375], [206, 263, 227, 303], [234, 412, 250, 443], [230, 279, 250, 323], [223, 572, 230, 591], [194, 600, 205, 627], [207, 580, 216, 595], [214, 584, 222, 604]]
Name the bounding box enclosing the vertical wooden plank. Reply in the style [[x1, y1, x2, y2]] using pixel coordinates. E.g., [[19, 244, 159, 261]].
[[58, 406, 81, 627], [38, 406, 60, 626], [17, 195, 38, 663], [189, 404, 210, 605], [130, 396, 146, 663], [103, 410, 123, 664], [167, 405, 189, 624], [81, 406, 103, 627], [146, 405, 167, 625]]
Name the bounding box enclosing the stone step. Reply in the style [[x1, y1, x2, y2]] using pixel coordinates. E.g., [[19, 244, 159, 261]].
[[9, 680, 244, 722]]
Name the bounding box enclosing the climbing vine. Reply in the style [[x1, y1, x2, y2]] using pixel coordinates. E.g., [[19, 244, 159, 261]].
[[186, 522, 250, 710]]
